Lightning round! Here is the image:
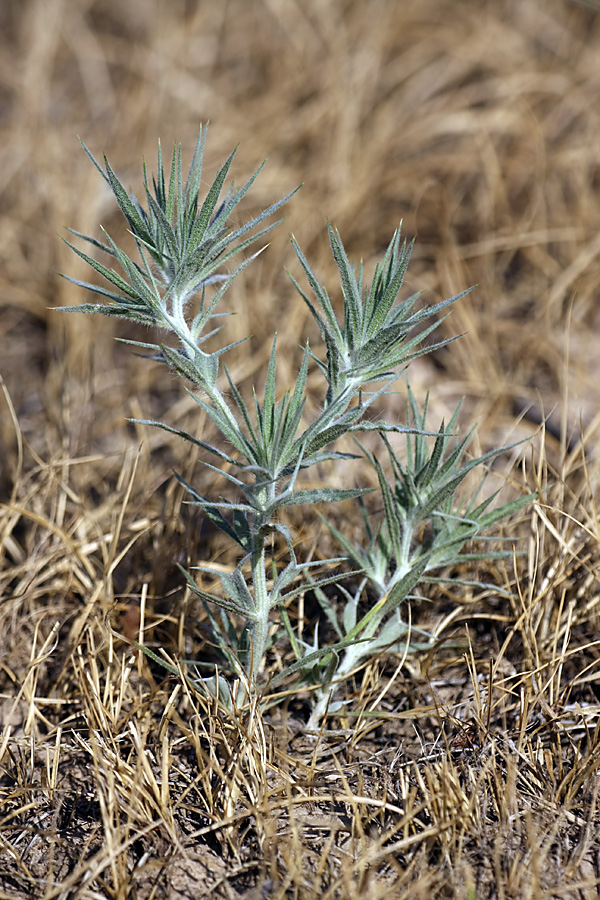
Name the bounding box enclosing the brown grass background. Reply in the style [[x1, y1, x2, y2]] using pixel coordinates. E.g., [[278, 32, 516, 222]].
[[2, 1, 600, 898]]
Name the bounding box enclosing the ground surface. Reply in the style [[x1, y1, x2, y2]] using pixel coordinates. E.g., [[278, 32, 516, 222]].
[[2, 1, 600, 897]]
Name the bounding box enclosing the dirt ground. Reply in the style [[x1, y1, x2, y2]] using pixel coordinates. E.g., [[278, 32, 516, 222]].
[[2, 1, 600, 897]]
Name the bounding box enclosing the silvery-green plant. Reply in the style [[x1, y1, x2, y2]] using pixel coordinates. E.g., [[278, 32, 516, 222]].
[[297, 388, 534, 727], [60, 127, 532, 721]]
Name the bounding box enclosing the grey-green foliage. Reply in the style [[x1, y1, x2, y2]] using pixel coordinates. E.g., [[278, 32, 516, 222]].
[[60, 127, 531, 720], [295, 388, 536, 727]]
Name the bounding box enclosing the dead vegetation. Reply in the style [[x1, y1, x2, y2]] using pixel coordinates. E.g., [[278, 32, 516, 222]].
[[2, 0, 600, 897]]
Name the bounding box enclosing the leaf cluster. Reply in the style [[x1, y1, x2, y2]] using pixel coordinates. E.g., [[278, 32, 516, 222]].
[[59, 126, 296, 389], [291, 226, 470, 403], [282, 389, 534, 725]]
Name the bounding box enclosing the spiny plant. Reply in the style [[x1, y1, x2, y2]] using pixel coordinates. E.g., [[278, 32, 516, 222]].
[[60, 127, 534, 723]]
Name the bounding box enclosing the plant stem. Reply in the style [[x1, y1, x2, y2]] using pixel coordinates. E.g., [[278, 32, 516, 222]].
[[249, 542, 270, 682]]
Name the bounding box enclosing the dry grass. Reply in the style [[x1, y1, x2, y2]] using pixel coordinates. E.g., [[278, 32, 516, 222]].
[[2, 0, 600, 896]]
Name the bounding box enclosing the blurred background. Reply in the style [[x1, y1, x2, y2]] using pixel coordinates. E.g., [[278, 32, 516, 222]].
[[1, 0, 600, 516]]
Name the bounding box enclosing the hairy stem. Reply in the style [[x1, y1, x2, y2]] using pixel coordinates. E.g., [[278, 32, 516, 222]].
[[248, 543, 270, 682]]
